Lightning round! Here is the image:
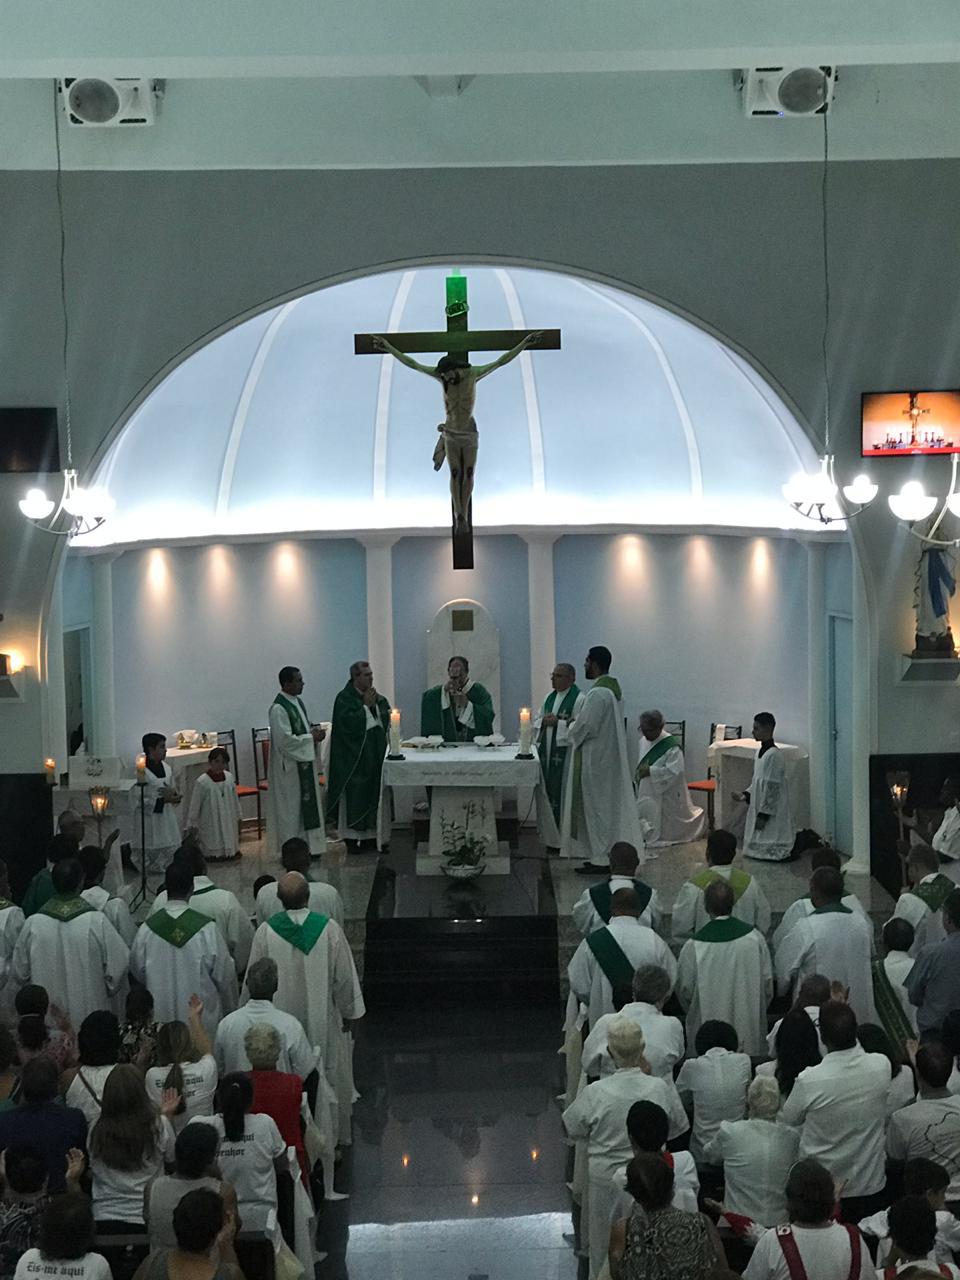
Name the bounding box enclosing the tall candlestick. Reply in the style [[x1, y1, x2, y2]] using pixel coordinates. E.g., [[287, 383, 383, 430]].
[[136, 753, 146, 783], [389, 709, 402, 756], [44, 758, 56, 786], [519, 707, 532, 754]]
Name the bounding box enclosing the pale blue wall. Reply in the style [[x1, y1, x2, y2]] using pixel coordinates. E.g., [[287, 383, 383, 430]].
[[825, 540, 854, 617], [391, 534, 531, 734], [61, 554, 92, 630]]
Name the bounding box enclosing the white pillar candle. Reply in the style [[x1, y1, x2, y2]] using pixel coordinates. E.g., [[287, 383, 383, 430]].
[[389, 709, 402, 756], [519, 707, 532, 753]]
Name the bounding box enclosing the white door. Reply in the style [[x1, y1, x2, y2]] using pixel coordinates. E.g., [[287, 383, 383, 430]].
[[828, 614, 854, 854]]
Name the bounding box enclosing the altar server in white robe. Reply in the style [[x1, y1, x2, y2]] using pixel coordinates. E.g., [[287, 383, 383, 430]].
[[671, 828, 771, 943], [135, 731, 183, 874], [568, 888, 677, 1031], [736, 711, 794, 862], [535, 662, 584, 847], [563, 1016, 688, 1280], [78, 845, 137, 945], [243, 872, 365, 1144], [130, 861, 238, 1035], [186, 747, 241, 863], [571, 842, 661, 936], [149, 844, 254, 974], [892, 842, 952, 954], [581, 963, 685, 1080], [12, 857, 129, 1026], [634, 710, 705, 849], [775, 865, 877, 1023], [266, 665, 326, 859], [255, 837, 344, 927], [0, 861, 24, 1006], [676, 879, 772, 1056], [771, 846, 869, 951], [561, 646, 643, 871]]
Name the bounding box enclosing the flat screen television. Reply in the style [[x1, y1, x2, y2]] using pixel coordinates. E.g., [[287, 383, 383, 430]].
[[0, 407, 60, 473], [862, 390, 960, 457]]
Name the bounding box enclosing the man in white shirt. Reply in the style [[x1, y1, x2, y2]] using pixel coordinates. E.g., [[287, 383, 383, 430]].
[[671, 828, 771, 943], [735, 711, 794, 862], [634, 710, 705, 849], [873, 917, 917, 1050], [775, 865, 877, 1024], [130, 861, 238, 1034], [771, 845, 869, 951], [581, 964, 684, 1080], [571, 842, 660, 936], [266, 665, 327, 859], [893, 842, 953, 954], [676, 879, 772, 1056], [12, 857, 129, 1027], [703, 1073, 800, 1228], [675, 1019, 752, 1163], [255, 837, 344, 927], [149, 844, 254, 974], [215, 956, 318, 1079], [779, 999, 892, 1220], [567, 888, 677, 1031], [888, 1041, 960, 1201]]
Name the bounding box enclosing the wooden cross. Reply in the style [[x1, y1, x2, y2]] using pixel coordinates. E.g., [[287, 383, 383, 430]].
[[355, 273, 560, 569]]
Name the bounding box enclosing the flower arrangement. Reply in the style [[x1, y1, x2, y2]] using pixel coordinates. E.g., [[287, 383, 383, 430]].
[[439, 800, 490, 875]]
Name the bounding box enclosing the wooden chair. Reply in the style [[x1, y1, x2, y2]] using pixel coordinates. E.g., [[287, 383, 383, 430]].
[[663, 719, 686, 752], [687, 723, 743, 830], [251, 727, 271, 838], [218, 728, 261, 835]]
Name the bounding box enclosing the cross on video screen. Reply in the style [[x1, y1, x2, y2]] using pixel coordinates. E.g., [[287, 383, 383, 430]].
[[862, 390, 960, 457]]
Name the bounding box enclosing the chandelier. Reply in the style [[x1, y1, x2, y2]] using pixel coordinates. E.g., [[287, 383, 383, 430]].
[[19, 83, 113, 538]]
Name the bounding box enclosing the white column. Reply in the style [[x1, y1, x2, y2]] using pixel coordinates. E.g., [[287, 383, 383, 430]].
[[848, 548, 873, 875], [806, 541, 829, 837], [360, 536, 397, 705], [523, 533, 558, 706], [41, 565, 68, 766], [91, 553, 119, 756]]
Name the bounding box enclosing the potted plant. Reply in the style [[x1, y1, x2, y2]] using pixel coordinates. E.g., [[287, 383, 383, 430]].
[[439, 801, 490, 878]]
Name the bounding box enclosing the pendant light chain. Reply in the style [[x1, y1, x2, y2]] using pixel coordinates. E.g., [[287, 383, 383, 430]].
[[52, 80, 73, 471]]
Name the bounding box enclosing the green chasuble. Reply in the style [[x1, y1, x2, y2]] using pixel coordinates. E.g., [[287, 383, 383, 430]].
[[21, 867, 56, 918], [420, 682, 495, 742], [691, 867, 752, 901], [538, 684, 580, 824], [910, 874, 955, 913], [326, 682, 391, 831], [585, 926, 636, 990], [694, 916, 754, 943], [146, 907, 212, 948], [268, 911, 329, 955], [39, 895, 95, 922], [272, 692, 323, 831]]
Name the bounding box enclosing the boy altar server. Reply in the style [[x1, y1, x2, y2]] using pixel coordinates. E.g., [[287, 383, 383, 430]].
[[185, 746, 241, 863], [634, 710, 705, 849], [135, 731, 183, 874], [672, 828, 771, 943], [735, 711, 794, 862]]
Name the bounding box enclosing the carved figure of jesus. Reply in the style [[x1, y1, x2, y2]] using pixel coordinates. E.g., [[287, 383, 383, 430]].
[[371, 333, 540, 530]]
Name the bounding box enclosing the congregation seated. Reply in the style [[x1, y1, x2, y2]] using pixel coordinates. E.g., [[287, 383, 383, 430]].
[[770, 845, 868, 950], [857, 1022, 916, 1115], [582, 964, 684, 1081], [703, 1075, 799, 1228], [893, 842, 952, 955], [887, 1041, 960, 1204], [245, 1025, 309, 1188], [0, 1060, 86, 1194], [89, 1064, 178, 1232], [742, 1158, 873, 1279], [756, 1006, 821, 1098], [188, 1074, 286, 1228], [609, 1100, 700, 1218], [881, 1196, 960, 1277], [672, 829, 771, 943], [572, 842, 661, 936], [145, 1121, 237, 1252], [0, 1145, 85, 1280], [608, 1151, 726, 1280], [254, 838, 344, 927], [214, 957, 317, 1080], [675, 1020, 751, 1164], [118, 988, 160, 1070], [859, 1158, 960, 1267], [64, 1011, 122, 1126], [14, 1194, 111, 1280], [144, 996, 218, 1132], [132, 1186, 244, 1280]]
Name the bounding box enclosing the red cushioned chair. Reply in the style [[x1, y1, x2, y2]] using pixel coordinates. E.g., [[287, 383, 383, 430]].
[[687, 722, 742, 830], [250, 727, 272, 838]]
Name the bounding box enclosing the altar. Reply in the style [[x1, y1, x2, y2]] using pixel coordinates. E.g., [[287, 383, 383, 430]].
[[378, 744, 544, 875]]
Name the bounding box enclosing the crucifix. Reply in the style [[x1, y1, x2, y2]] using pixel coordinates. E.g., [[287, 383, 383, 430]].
[[355, 273, 560, 569]]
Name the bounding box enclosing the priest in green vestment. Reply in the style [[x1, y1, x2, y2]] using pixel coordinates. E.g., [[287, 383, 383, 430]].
[[536, 662, 583, 842], [420, 655, 495, 742], [326, 661, 392, 849]]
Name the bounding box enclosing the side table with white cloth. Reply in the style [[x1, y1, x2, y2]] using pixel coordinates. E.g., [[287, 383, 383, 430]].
[[378, 744, 545, 875], [706, 737, 809, 834], [164, 747, 213, 817]]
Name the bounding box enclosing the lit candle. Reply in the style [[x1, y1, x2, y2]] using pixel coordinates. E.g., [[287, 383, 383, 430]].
[[136, 753, 146, 783], [44, 758, 56, 786], [389, 709, 402, 756], [519, 707, 532, 754]]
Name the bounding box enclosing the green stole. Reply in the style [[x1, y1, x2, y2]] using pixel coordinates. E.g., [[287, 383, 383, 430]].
[[634, 734, 681, 787], [589, 879, 652, 922], [691, 867, 752, 901], [571, 675, 623, 839], [812, 902, 852, 915], [273, 692, 322, 831], [191, 883, 217, 896], [910, 874, 955, 913], [585, 926, 635, 991], [538, 685, 580, 823], [146, 907, 212, 948], [872, 959, 915, 1053], [694, 916, 754, 943], [268, 911, 329, 955], [39, 895, 95, 923], [326, 683, 390, 829]]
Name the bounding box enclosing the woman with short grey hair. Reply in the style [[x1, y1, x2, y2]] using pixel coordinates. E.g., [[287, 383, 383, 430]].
[[702, 1074, 799, 1227]]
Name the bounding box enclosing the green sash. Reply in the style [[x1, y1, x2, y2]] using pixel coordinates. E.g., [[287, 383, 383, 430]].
[[585, 926, 636, 991], [273, 693, 322, 832], [268, 911, 329, 956], [589, 879, 652, 922], [635, 734, 681, 787], [39, 895, 95, 923], [146, 907, 212, 948], [694, 916, 754, 943], [539, 685, 580, 824], [812, 902, 852, 915], [191, 883, 217, 896], [570, 676, 622, 839], [872, 959, 915, 1053], [691, 867, 751, 902], [911, 874, 955, 913], [594, 675, 622, 699]]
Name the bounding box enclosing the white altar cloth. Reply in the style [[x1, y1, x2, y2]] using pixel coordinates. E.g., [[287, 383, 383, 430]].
[[706, 737, 809, 835]]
